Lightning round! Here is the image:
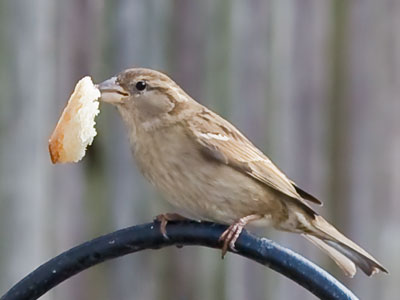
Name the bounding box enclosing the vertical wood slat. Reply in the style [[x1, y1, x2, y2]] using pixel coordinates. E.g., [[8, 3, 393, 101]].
[[52, 0, 103, 299], [346, 0, 400, 299], [0, 2, 56, 300]]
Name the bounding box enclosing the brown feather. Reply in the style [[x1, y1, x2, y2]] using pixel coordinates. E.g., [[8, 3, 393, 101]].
[[292, 184, 322, 205], [186, 109, 313, 208], [311, 215, 388, 275], [303, 234, 356, 277]]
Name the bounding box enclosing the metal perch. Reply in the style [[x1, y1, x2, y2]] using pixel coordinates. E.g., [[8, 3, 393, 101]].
[[0, 220, 358, 300]]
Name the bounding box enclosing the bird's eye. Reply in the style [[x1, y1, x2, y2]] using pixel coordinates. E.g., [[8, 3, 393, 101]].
[[135, 81, 146, 91]]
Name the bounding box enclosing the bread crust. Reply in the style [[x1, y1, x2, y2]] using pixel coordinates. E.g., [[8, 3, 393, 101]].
[[49, 76, 100, 163]]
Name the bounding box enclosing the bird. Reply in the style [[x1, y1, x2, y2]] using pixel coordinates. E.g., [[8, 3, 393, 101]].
[[97, 67, 387, 277]]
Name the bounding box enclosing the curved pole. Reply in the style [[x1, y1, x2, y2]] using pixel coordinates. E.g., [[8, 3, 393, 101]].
[[1, 221, 358, 300]]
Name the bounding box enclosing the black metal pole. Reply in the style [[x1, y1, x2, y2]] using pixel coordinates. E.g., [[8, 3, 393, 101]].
[[1, 221, 358, 300]]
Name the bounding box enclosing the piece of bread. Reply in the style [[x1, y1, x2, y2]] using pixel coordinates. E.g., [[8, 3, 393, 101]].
[[49, 76, 101, 164]]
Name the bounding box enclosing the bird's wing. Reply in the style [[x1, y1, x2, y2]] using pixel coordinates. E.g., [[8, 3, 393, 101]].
[[186, 109, 322, 206]]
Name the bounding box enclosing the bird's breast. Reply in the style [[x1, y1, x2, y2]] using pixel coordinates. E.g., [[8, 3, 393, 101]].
[[132, 125, 283, 224]]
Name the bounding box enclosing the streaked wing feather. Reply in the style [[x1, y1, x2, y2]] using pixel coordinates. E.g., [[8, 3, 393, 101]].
[[292, 183, 322, 205], [186, 110, 319, 207]]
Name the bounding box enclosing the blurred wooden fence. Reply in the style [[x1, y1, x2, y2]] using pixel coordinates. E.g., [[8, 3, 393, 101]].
[[0, 1, 399, 299]]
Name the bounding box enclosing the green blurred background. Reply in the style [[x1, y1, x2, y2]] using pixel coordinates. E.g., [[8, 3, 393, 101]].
[[0, 0, 399, 299]]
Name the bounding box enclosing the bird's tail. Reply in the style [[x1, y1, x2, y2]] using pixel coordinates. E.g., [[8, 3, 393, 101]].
[[303, 215, 388, 277]]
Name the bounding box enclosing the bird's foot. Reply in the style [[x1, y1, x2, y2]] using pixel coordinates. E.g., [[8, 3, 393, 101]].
[[218, 214, 262, 258], [219, 223, 244, 257], [155, 213, 189, 239]]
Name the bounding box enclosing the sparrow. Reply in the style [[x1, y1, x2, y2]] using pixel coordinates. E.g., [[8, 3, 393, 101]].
[[97, 68, 387, 277]]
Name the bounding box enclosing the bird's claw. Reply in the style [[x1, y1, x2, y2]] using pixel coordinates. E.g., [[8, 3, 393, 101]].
[[154, 213, 189, 240], [155, 214, 170, 239], [219, 223, 244, 258]]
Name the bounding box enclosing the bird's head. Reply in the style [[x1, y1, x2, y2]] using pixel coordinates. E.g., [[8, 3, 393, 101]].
[[98, 68, 197, 130]]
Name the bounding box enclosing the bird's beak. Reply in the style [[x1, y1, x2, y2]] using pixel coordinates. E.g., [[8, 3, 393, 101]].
[[97, 77, 129, 104]]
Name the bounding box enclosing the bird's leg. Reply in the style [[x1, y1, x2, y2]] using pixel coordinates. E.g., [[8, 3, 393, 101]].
[[219, 214, 262, 258], [155, 213, 189, 239]]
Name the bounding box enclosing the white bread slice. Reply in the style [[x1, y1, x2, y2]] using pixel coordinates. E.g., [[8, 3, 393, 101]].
[[49, 76, 100, 163]]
